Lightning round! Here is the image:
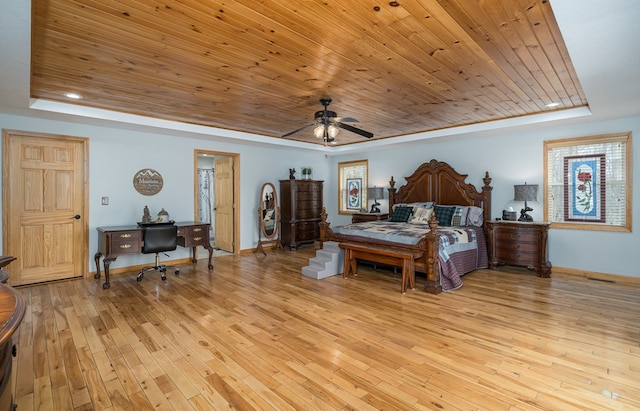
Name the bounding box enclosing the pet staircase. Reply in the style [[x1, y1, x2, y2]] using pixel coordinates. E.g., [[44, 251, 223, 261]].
[[301, 241, 344, 279]]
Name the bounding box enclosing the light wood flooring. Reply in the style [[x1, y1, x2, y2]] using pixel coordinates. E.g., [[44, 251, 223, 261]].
[[11, 248, 640, 410]]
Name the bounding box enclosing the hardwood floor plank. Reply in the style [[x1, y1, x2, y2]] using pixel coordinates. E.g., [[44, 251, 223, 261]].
[[110, 355, 143, 396], [102, 378, 135, 410], [60, 330, 87, 393], [129, 363, 173, 411], [151, 349, 200, 399], [83, 367, 111, 409], [33, 375, 53, 411], [205, 372, 258, 410], [10, 250, 640, 410], [52, 384, 75, 411]]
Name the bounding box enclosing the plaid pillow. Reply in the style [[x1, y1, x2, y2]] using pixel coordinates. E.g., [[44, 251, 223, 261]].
[[389, 206, 413, 222], [433, 205, 456, 227], [451, 206, 469, 226]]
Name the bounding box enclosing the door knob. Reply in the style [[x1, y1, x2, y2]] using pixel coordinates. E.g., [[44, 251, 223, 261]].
[[72, 214, 81, 219]]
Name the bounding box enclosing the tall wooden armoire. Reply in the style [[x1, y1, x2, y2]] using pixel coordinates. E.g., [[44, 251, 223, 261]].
[[279, 179, 323, 250]]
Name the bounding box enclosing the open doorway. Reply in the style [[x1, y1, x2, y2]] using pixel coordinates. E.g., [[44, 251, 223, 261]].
[[194, 150, 240, 255]]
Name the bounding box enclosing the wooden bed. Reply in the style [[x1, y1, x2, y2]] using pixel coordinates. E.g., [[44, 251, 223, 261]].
[[319, 159, 492, 294]]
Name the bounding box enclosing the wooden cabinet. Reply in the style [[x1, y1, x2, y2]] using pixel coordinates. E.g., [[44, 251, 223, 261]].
[[0, 282, 26, 411], [351, 213, 389, 223], [280, 179, 323, 250], [486, 220, 551, 277]]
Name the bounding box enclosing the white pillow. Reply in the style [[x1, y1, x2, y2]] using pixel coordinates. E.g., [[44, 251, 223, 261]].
[[409, 207, 433, 224], [466, 206, 484, 226]]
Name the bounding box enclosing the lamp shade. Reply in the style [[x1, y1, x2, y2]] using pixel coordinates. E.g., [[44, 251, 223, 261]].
[[313, 125, 324, 139], [367, 186, 384, 201], [313, 124, 340, 140], [514, 183, 538, 202]]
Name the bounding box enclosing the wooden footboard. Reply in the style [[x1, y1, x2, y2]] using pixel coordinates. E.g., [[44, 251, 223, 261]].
[[319, 207, 443, 294]]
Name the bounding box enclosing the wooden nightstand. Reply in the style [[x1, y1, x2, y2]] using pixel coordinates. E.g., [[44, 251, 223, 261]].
[[486, 220, 551, 277], [351, 213, 389, 223]]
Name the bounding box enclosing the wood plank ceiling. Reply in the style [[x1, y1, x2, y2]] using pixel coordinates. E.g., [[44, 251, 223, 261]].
[[30, 0, 587, 146]]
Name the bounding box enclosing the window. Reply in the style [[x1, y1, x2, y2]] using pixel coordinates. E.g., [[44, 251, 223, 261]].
[[544, 132, 631, 231], [338, 160, 368, 214]]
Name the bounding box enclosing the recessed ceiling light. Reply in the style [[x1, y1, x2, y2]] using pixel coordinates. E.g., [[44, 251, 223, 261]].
[[63, 92, 83, 99], [545, 102, 559, 108]]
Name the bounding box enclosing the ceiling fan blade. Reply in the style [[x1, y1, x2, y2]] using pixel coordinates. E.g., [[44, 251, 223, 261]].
[[336, 122, 374, 138], [282, 123, 314, 138], [335, 116, 358, 123]]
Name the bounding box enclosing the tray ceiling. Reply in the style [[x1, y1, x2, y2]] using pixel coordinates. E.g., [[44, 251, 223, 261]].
[[30, 0, 588, 146]]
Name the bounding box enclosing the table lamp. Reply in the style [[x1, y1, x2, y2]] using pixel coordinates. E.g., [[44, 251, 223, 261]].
[[367, 186, 384, 213], [514, 182, 538, 221]]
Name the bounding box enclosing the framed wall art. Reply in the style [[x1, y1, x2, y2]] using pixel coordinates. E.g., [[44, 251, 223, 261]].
[[544, 132, 631, 231], [338, 159, 368, 214], [346, 178, 362, 210]]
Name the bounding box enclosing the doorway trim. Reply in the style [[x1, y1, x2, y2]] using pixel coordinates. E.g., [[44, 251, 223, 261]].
[[194, 149, 240, 254]]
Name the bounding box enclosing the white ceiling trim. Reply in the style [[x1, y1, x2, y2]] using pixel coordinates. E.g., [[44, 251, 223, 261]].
[[30, 98, 592, 154]]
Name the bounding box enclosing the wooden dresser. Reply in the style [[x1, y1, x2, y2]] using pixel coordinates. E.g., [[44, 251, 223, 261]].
[[486, 220, 551, 277], [0, 257, 25, 411], [280, 179, 323, 250]]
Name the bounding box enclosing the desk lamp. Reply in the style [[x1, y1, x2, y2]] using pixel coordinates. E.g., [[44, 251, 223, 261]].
[[367, 186, 384, 213], [514, 182, 538, 222]]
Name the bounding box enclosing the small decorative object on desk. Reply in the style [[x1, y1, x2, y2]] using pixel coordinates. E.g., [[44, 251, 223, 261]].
[[157, 208, 170, 222], [142, 205, 153, 224], [301, 167, 312, 180], [289, 168, 296, 179]]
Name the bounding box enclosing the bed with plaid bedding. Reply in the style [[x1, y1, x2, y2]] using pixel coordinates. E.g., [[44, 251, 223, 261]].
[[333, 222, 487, 291]]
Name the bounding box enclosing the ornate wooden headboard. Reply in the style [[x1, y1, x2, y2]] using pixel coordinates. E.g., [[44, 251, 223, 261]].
[[388, 159, 493, 223]]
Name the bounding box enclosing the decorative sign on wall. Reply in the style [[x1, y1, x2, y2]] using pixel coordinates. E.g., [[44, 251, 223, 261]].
[[133, 168, 164, 196]]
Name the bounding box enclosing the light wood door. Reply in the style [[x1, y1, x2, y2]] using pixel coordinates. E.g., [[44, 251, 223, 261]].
[[2, 130, 88, 286], [214, 157, 234, 252]]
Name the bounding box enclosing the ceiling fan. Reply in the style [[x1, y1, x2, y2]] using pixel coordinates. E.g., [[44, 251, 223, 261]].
[[282, 98, 374, 143]]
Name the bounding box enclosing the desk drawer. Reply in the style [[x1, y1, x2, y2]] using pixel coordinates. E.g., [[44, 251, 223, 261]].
[[109, 231, 141, 255], [494, 230, 538, 243], [178, 225, 210, 247]]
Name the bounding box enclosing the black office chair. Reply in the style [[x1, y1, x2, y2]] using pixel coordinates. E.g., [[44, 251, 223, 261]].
[[137, 224, 180, 282]]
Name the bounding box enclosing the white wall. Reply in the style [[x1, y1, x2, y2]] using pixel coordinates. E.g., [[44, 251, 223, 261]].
[[2, 111, 638, 279], [0, 112, 331, 272], [327, 115, 640, 279]]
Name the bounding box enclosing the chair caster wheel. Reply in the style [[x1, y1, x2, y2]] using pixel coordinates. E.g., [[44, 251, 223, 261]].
[[161, 275, 167, 281], [175, 270, 180, 275], [136, 273, 143, 281]]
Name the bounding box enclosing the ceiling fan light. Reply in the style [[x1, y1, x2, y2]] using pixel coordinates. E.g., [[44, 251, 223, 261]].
[[327, 124, 339, 138], [313, 125, 324, 139]]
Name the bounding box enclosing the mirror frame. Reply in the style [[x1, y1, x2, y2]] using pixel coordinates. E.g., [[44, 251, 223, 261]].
[[259, 182, 278, 238]]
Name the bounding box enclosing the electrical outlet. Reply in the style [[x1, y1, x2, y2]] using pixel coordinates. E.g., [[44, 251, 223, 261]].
[[101, 196, 109, 205]]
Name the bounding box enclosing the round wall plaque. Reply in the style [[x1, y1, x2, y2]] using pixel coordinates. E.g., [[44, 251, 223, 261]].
[[133, 168, 164, 196]]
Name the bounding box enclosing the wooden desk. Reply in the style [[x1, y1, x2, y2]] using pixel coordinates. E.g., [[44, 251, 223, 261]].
[[94, 221, 214, 289]]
